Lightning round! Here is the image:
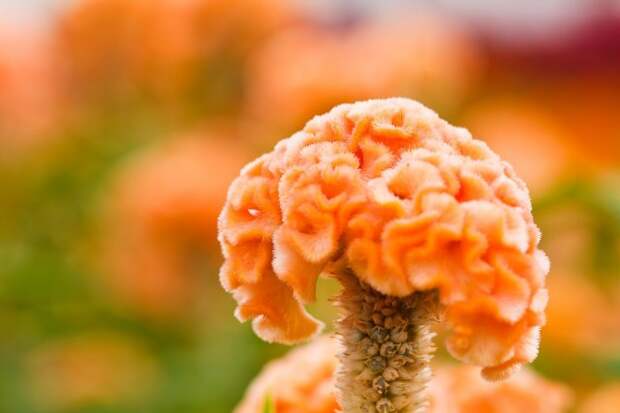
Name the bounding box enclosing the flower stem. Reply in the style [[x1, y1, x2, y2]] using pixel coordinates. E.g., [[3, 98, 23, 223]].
[[335, 271, 439, 413]]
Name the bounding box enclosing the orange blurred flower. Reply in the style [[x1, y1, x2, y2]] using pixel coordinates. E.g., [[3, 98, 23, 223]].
[[537, 74, 620, 168], [235, 336, 572, 413], [56, 0, 294, 105], [460, 100, 578, 195], [427, 363, 572, 413], [544, 272, 620, 354], [27, 332, 158, 410], [579, 382, 620, 413], [219, 98, 549, 378], [235, 336, 339, 413], [245, 12, 481, 137], [102, 132, 248, 318], [0, 23, 63, 157]]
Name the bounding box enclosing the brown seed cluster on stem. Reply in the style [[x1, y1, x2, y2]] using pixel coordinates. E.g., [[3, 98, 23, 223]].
[[335, 270, 439, 413]]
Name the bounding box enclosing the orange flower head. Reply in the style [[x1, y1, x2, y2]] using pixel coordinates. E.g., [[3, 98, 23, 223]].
[[219, 98, 550, 379], [235, 336, 571, 413]]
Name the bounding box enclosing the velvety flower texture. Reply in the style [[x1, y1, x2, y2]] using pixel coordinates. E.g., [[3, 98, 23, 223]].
[[219, 98, 550, 378], [235, 337, 571, 413]]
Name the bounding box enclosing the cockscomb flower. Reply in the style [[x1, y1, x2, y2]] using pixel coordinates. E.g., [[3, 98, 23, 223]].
[[219, 98, 550, 412], [235, 336, 571, 413]]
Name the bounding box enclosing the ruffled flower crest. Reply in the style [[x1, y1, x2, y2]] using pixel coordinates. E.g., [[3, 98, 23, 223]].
[[218, 98, 549, 377]]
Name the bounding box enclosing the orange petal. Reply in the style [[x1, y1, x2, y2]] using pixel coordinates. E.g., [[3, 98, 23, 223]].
[[233, 269, 323, 344]]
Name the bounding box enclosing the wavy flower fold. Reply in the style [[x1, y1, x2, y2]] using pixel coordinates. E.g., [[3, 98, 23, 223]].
[[218, 98, 549, 377]]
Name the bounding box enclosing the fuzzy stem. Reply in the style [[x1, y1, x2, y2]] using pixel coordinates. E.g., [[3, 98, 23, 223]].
[[335, 271, 439, 413]]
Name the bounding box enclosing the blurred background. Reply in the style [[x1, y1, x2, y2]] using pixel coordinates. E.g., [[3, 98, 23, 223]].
[[1, 0, 619, 412]]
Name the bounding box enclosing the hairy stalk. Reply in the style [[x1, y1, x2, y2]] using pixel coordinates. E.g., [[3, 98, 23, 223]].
[[335, 271, 439, 413]]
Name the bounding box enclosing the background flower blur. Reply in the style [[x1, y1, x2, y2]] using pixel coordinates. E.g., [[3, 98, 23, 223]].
[[0, 1, 619, 412]]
